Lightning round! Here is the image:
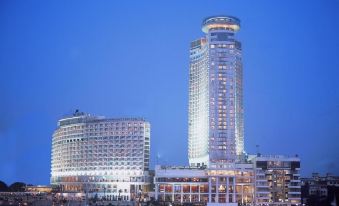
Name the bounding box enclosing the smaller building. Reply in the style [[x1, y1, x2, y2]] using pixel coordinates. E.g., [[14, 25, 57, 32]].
[[154, 154, 301, 206], [253, 155, 301, 206], [155, 164, 254, 205], [155, 165, 210, 204], [25, 185, 54, 193], [301, 172, 339, 203]]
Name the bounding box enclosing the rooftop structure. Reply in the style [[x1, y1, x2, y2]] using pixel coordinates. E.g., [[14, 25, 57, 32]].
[[202, 16, 240, 33]]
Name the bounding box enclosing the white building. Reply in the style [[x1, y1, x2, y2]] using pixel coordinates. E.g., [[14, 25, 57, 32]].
[[50, 110, 151, 201], [155, 163, 254, 206], [154, 155, 301, 206], [189, 16, 244, 167]]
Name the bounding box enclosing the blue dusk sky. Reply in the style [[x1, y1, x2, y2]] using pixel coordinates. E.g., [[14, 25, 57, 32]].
[[0, 0, 339, 185]]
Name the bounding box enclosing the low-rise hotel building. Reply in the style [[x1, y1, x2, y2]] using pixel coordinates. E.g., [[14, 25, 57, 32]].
[[154, 155, 301, 206], [155, 163, 254, 206]]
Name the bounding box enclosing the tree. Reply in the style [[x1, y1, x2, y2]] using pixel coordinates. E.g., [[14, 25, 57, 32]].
[[9, 182, 26, 192], [0, 181, 8, 192]]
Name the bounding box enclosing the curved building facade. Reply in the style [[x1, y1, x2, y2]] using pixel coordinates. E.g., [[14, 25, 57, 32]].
[[189, 16, 244, 167], [51, 111, 151, 200]]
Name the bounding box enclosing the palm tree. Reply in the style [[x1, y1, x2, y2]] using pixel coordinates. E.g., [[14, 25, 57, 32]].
[[9, 182, 26, 192], [0, 181, 8, 192]]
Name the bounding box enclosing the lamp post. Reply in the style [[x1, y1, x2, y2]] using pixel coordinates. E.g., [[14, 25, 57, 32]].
[[138, 189, 142, 206], [117, 189, 122, 206], [104, 186, 106, 201], [84, 177, 88, 206], [118, 189, 122, 200]]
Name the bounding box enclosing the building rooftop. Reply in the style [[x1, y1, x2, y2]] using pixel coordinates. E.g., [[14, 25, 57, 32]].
[[202, 15, 240, 33], [57, 110, 146, 127]]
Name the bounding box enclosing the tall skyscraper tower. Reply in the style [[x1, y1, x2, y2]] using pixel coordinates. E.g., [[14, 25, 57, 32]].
[[188, 16, 244, 167]]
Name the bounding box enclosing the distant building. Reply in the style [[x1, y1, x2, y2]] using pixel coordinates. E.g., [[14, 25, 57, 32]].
[[51, 110, 151, 201], [301, 172, 339, 204], [25, 185, 54, 193]]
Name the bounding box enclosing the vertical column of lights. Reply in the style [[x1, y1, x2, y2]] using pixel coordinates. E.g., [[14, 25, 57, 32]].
[[188, 38, 209, 166], [234, 42, 244, 157], [208, 26, 238, 163]]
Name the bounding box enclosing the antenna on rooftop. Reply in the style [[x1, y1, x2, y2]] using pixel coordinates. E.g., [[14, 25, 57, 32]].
[[156, 152, 161, 165], [256, 144, 260, 156]]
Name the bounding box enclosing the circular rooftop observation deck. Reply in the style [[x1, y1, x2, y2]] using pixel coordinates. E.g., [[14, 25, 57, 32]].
[[202, 16, 240, 33]]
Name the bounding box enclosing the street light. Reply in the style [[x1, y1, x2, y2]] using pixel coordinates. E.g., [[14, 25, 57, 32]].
[[138, 189, 142, 206], [104, 186, 106, 200], [118, 189, 122, 201]]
